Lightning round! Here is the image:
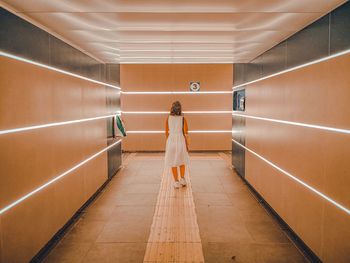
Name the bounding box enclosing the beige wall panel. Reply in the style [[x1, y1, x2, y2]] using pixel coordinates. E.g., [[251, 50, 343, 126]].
[[1, 185, 57, 263], [121, 64, 233, 91], [0, 121, 106, 209], [0, 57, 106, 130], [0, 58, 109, 262], [246, 118, 327, 193], [323, 132, 350, 209], [52, 169, 86, 229], [121, 64, 233, 151], [244, 53, 350, 262], [322, 205, 350, 263], [122, 114, 231, 131], [123, 133, 231, 152], [83, 153, 108, 200], [121, 94, 232, 111], [245, 153, 324, 256], [246, 54, 350, 128]]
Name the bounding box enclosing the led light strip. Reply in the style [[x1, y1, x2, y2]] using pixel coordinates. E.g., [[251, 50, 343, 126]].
[[0, 139, 122, 215], [0, 114, 117, 135], [232, 112, 350, 135], [122, 111, 232, 114], [120, 56, 239, 59], [121, 91, 232, 94], [120, 61, 237, 64], [233, 48, 350, 90], [0, 51, 121, 90], [120, 50, 239, 52], [232, 139, 350, 215], [127, 130, 232, 134]]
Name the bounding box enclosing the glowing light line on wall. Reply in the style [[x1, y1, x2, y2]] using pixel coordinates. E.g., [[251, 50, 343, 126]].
[[232, 112, 350, 135], [0, 114, 116, 135], [0, 51, 121, 90], [122, 111, 232, 114], [121, 91, 232, 94], [232, 139, 350, 215], [127, 130, 232, 134], [0, 139, 122, 215], [233, 48, 350, 90]]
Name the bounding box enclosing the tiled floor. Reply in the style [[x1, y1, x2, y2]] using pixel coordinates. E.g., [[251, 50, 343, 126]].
[[43, 152, 307, 263]]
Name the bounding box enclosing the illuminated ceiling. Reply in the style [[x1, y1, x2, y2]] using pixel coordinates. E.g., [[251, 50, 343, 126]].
[[1, 0, 346, 63]]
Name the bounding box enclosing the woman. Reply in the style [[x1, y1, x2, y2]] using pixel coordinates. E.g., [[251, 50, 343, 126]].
[[165, 101, 190, 189]]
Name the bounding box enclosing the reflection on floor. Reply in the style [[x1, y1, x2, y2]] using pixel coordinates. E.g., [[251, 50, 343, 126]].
[[43, 152, 307, 263]]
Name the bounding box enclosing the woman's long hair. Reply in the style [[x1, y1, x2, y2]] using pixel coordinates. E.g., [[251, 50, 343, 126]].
[[170, 101, 182, 116]]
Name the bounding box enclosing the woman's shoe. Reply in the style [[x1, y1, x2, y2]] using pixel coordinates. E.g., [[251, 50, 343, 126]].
[[173, 181, 181, 189], [179, 177, 187, 187]]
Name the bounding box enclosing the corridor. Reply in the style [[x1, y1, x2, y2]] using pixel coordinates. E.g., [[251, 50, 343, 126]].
[[1, 1, 349, 262], [43, 153, 306, 263]]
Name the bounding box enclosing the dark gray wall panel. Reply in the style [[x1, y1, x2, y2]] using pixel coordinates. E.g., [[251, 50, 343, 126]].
[[0, 7, 104, 81], [286, 15, 329, 69], [233, 64, 245, 85], [0, 8, 50, 65], [262, 41, 287, 76], [107, 139, 122, 178], [330, 1, 350, 54], [106, 63, 120, 86], [244, 56, 263, 82]]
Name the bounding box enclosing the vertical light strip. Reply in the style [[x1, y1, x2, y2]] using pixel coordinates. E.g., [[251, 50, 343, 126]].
[[232, 139, 350, 215], [0, 114, 116, 135], [232, 48, 350, 90], [0, 139, 122, 215], [0, 51, 121, 90], [232, 112, 350, 135]]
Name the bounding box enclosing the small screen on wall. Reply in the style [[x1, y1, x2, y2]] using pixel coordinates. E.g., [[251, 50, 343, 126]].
[[233, 89, 245, 111]]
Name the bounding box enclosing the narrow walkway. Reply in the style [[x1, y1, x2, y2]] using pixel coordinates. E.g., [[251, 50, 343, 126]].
[[43, 153, 307, 263], [143, 162, 204, 262]]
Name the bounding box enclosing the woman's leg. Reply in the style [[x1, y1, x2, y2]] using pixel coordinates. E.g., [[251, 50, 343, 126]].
[[171, 167, 179, 181], [180, 165, 185, 178]]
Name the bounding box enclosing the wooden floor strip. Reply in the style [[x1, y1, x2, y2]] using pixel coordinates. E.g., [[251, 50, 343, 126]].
[[143, 166, 205, 263]]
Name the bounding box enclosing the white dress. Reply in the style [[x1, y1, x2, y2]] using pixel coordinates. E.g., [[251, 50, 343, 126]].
[[164, 115, 190, 167]]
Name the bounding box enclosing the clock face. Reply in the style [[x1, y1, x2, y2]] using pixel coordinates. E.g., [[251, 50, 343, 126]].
[[190, 82, 200, 92]]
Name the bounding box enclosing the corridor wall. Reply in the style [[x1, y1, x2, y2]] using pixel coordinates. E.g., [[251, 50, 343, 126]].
[[232, 2, 350, 262], [121, 64, 233, 151], [0, 8, 121, 263]]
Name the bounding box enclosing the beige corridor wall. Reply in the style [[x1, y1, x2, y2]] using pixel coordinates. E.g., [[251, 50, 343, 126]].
[[243, 53, 350, 262], [121, 64, 233, 151], [0, 56, 109, 262]]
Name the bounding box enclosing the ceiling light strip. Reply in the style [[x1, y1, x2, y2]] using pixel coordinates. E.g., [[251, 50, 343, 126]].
[[121, 91, 232, 94], [127, 130, 232, 134], [0, 114, 117, 135], [120, 62, 236, 64], [232, 112, 350, 135], [122, 111, 232, 114], [120, 50, 239, 52], [0, 51, 121, 90], [0, 139, 122, 215], [120, 56, 239, 59], [233, 48, 350, 90], [232, 139, 350, 215]]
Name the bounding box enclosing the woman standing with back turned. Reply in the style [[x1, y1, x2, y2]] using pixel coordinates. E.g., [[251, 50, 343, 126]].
[[165, 101, 190, 189]]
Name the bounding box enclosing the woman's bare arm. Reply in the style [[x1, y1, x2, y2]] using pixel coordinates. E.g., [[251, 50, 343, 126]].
[[165, 116, 169, 139], [183, 117, 188, 135]]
